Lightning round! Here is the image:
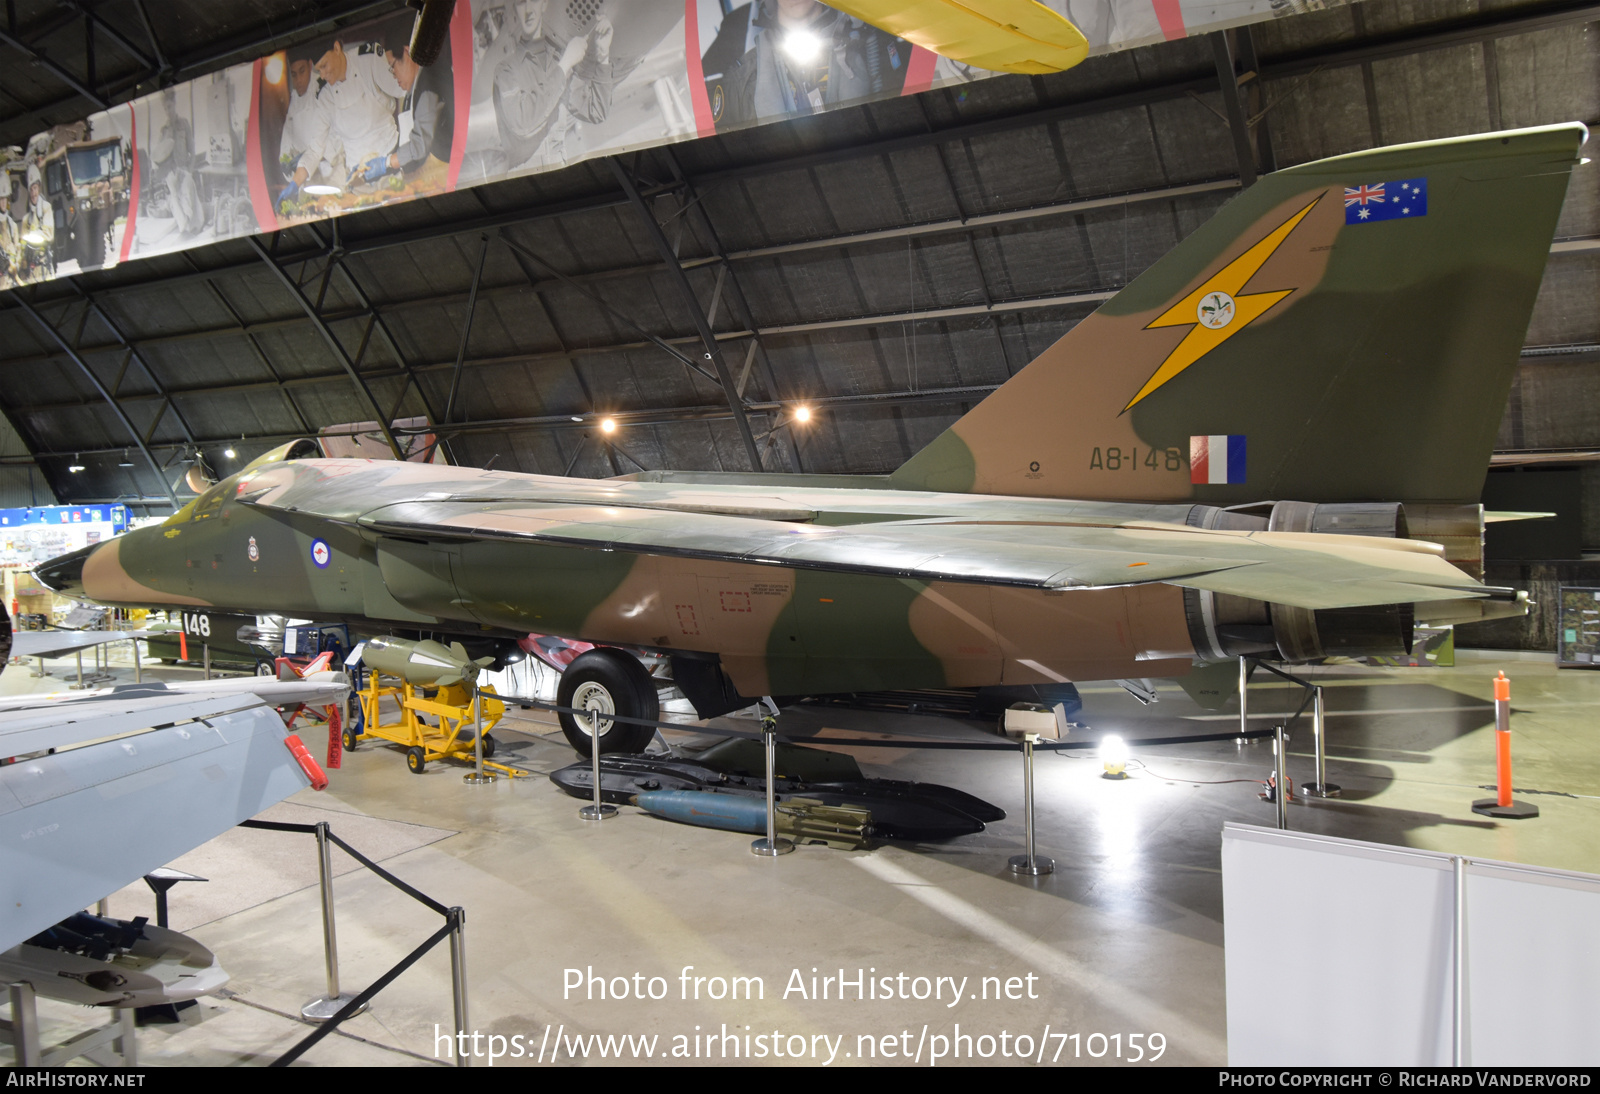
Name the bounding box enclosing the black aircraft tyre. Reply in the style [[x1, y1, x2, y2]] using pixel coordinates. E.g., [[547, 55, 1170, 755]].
[[557, 648, 658, 757]]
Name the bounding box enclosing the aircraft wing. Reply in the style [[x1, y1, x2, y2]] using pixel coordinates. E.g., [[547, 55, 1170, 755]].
[[9, 628, 149, 660], [0, 677, 344, 951], [827, 1, 1091, 75], [354, 500, 1494, 611]]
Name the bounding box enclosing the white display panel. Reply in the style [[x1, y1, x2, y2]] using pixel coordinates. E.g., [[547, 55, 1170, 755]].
[[1222, 824, 1600, 1066]]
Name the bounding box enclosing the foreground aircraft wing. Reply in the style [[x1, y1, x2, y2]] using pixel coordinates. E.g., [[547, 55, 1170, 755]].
[[0, 675, 345, 950], [353, 500, 1492, 611], [10, 628, 148, 660]]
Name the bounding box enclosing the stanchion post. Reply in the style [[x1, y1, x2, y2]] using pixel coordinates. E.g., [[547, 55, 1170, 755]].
[[7, 978, 40, 1062], [203, 642, 211, 680], [132, 635, 141, 684], [8, 982, 41, 1066], [450, 906, 469, 1069], [301, 821, 367, 1020], [463, 689, 495, 785], [1472, 671, 1539, 819], [751, 698, 794, 857], [1452, 855, 1467, 1066], [579, 705, 616, 821], [1237, 656, 1249, 741], [1303, 686, 1341, 797], [74, 649, 84, 689], [1273, 723, 1290, 830], [116, 1005, 137, 1066], [1008, 732, 1055, 876]]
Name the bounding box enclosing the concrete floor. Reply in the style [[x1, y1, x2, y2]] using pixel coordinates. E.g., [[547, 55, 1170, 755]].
[[5, 644, 1598, 1067]]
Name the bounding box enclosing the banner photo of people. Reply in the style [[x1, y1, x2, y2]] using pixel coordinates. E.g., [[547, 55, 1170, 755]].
[[126, 68, 257, 261], [251, 3, 472, 230], [1, 0, 1351, 290], [0, 113, 134, 288]]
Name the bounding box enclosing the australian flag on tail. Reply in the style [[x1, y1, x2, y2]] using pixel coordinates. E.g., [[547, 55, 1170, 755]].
[[1344, 178, 1428, 224]]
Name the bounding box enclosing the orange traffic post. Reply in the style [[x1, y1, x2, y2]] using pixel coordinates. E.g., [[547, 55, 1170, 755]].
[[1472, 671, 1539, 819]]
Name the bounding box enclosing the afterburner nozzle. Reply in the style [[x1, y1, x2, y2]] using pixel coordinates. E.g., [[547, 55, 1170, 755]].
[[358, 635, 493, 687]]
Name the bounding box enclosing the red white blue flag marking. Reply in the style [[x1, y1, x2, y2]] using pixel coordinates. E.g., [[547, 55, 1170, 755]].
[[1344, 177, 1428, 224], [1191, 435, 1246, 485]]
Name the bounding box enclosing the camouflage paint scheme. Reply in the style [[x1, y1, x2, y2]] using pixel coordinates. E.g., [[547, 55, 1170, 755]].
[[52, 124, 1588, 702], [77, 457, 1493, 699]]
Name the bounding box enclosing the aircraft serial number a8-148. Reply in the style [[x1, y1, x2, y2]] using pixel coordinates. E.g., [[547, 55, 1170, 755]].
[[33, 124, 1589, 755]]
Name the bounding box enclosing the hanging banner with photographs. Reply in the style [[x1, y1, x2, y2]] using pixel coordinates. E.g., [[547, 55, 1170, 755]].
[[0, 0, 1348, 293]]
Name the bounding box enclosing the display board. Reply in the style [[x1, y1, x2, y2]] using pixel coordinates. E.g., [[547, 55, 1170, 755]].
[[1556, 585, 1600, 666], [1222, 823, 1600, 1066], [0, 504, 129, 569], [0, 0, 1360, 291]]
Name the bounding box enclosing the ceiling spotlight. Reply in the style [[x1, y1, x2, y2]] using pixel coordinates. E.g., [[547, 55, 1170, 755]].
[[263, 53, 285, 85], [793, 405, 812, 423], [600, 418, 617, 434], [118, 450, 135, 468], [224, 448, 236, 460], [303, 183, 342, 196], [570, 416, 583, 422], [782, 27, 822, 63], [1100, 734, 1130, 780], [68, 464, 86, 473]]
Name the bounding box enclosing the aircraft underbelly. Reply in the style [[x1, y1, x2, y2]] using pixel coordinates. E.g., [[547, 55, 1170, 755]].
[[987, 582, 1195, 684]]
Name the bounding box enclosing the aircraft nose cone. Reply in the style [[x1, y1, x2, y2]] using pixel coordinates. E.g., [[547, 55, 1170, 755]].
[[34, 542, 97, 598]]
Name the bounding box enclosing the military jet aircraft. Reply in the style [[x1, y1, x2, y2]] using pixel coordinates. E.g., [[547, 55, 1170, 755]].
[[34, 123, 1587, 755]]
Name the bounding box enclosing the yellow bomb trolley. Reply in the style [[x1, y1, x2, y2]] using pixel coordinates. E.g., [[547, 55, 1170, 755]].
[[347, 635, 526, 778]]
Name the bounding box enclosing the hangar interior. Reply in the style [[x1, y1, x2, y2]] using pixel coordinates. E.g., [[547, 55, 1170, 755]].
[[1, 0, 1599, 1068]]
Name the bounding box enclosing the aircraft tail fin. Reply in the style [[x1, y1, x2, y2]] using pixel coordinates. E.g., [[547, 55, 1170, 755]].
[[888, 124, 1588, 504]]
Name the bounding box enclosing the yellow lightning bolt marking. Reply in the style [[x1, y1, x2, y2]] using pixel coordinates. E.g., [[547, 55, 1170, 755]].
[[1122, 194, 1324, 412]]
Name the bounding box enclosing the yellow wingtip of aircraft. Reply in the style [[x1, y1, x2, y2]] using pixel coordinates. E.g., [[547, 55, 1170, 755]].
[[835, 0, 1090, 75]]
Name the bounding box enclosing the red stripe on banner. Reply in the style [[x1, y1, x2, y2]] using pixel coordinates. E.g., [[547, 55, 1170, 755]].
[[1190, 436, 1209, 485], [446, 0, 472, 191], [117, 103, 138, 263], [684, 0, 717, 138], [1151, 0, 1188, 41], [901, 45, 938, 96], [245, 57, 279, 233]]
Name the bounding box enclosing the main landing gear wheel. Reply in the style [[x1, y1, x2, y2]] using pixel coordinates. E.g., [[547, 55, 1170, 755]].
[[406, 746, 426, 774], [255, 660, 275, 677], [557, 648, 658, 757]]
